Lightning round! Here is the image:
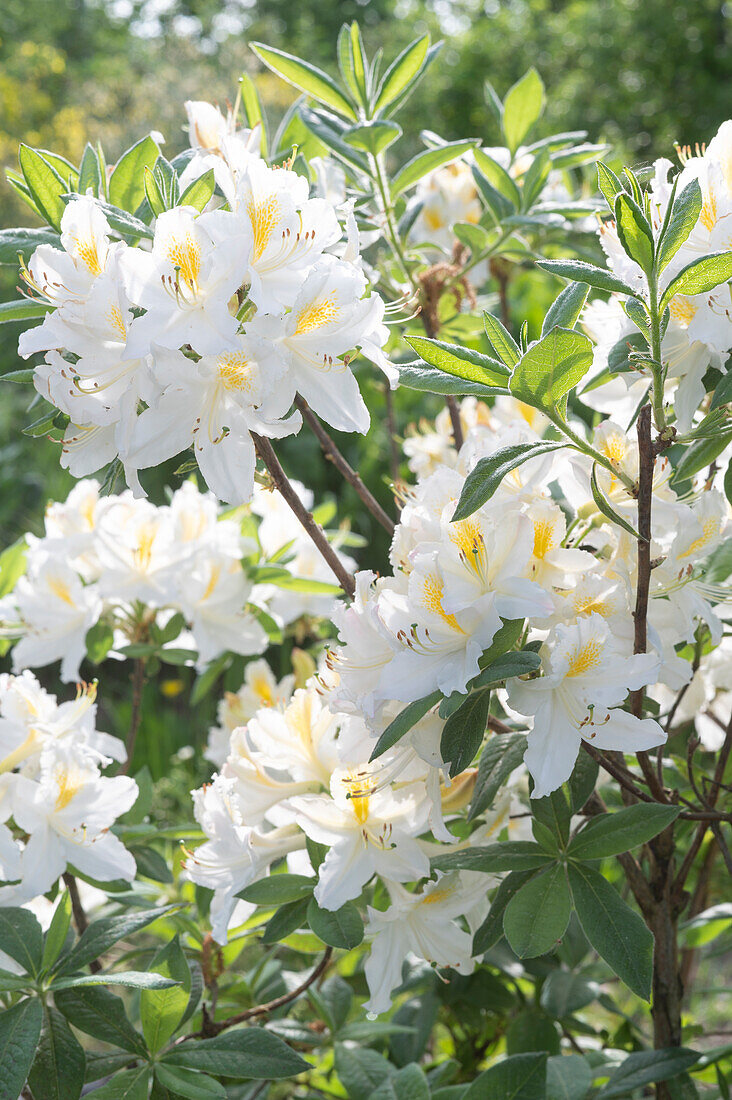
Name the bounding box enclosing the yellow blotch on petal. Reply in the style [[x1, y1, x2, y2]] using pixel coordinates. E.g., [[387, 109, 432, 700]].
[[566, 638, 604, 678], [294, 294, 339, 335], [54, 765, 83, 811], [218, 351, 255, 392], [248, 194, 281, 262], [167, 234, 202, 289], [422, 573, 465, 633]]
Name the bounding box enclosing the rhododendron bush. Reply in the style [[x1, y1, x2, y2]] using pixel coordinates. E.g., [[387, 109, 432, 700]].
[[0, 23, 731, 1100]]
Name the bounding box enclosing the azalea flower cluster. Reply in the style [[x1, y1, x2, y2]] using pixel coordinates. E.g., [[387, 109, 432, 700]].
[[188, 661, 529, 1014], [583, 120, 732, 430], [0, 477, 351, 683], [19, 99, 393, 504], [0, 670, 138, 905], [328, 396, 730, 798]]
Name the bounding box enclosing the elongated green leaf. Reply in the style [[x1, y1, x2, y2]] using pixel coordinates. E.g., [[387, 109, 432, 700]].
[[568, 803, 680, 860], [239, 874, 316, 906], [374, 35, 430, 113], [41, 891, 72, 973], [141, 937, 190, 1053], [596, 162, 625, 208], [165, 1028, 309, 1079], [0, 299, 53, 324], [395, 360, 507, 399], [473, 148, 521, 208], [440, 688, 491, 777], [239, 74, 268, 157], [452, 440, 568, 520], [392, 140, 477, 197], [0, 968, 33, 992], [672, 429, 732, 483], [510, 327, 593, 412], [405, 335, 510, 388], [56, 904, 179, 977], [542, 282, 590, 337], [589, 463, 641, 539], [657, 178, 703, 272], [18, 145, 67, 228], [0, 539, 27, 599], [251, 42, 355, 118], [96, 201, 155, 240], [472, 651, 540, 688], [531, 787, 571, 847], [614, 192, 654, 274], [337, 22, 368, 110], [77, 143, 102, 197], [469, 733, 528, 820], [597, 1049, 701, 1099], [484, 311, 521, 367], [541, 973, 600, 1019], [261, 896, 311, 944], [55, 985, 147, 1054], [661, 251, 732, 310], [335, 1043, 396, 1100], [179, 168, 215, 212], [0, 227, 61, 263], [345, 121, 401, 155], [155, 1065, 226, 1099], [83, 1067, 151, 1099], [546, 1054, 593, 1100], [297, 106, 369, 172], [502, 69, 546, 152], [0, 907, 43, 975], [465, 1052, 547, 1100], [109, 135, 160, 213], [473, 870, 538, 954], [52, 971, 178, 991], [370, 690, 441, 760], [504, 864, 571, 958], [308, 898, 364, 948], [433, 842, 553, 874], [371, 1063, 430, 1100], [27, 1006, 85, 1100], [568, 863, 653, 999], [0, 998, 43, 1100], [537, 258, 638, 298]]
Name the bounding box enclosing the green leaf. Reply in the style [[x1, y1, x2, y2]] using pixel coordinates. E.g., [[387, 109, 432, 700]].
[[297, 106, 369, 172], [473, 870, 537, 954], [596, 162, 625, 208], [391, 140, 477, 197], [56, 904, 179, 977], [0, 227, 61, 264], [0, 968, 33, 992], [27, 1006, 85, 1100], [345, 121, 402, 155], [510, 327, 593, 413], [335, 1043, 396, 1100], [567, 752, 599, 814], [531, 787, 571, 847], [370, 690, 441, 760], [85, 619, 115, 664], [0, 299, 53, 324], [83, 1067, 151, 1100], [433, 842, 553, 874], [542, 282, 590, 337], [614, 192, 654, 274], [0, 997, 43, 1100], [596, 1049, 701, 1099], [440, 688, 491, 777], [52, 971, 178, 991], [54, 985, 147, 1055], [41, 891, 72, 972], [661, 251, 732, 311], [141, 937, 190, 1053], [506, 1009, 559, 1056], [165, 1028, 309, 1079], [657, 178, 703, 272], [473, 148, 521, 208], [239, 874, 316, 906], [251, 42, 355, 118], [0, 538, 28, 598], [589, 464, 641, 539], [405, 335, 510, 387], [179, 168, 216, 212], [469, 733, 529, 820], [536, 258, 638, 298], [337, 23, 368, 110], [568, 803, 680, 860], [452, 440, 568, 520], [484, 310, 521, 366], [18, 145, 67, 229], [465, 1052, 547, 1100], [374, 34, 430, 113], [502, 69, 546, 152], [109, 135, 160, 213], [77, 143, 102, 197], [155, 1065, 226, 1099], [96, 201, 154, 240], [503, 864, 571, 958], [568, 863, 653, 999], [370, 1063, 430, 1100], [672, 429, 732, 483], [307, 897, 364, 949], [261, 896, 311, 944], [395, 360, 506, 399], [541, 971, 599, 1019], [0, 907, 43, 975], [472, 650, 540, 689], [546, 1054, 593, 1100]]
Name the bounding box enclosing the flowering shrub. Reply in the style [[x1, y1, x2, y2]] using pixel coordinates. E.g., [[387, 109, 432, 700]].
[[0, 23, 731, 1100]]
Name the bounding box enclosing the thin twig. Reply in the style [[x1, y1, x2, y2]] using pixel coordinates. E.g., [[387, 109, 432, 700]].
[[121, 658, 146, 776], [186, 947, 333, 1039], [582, 743, 654, 803], [710, 822, 732, 879], [63, 872, 102, 973], [252, 433, 356, 599], [383, 382, 402, 489], [445, 395, 464, 450], [296, 397, 395, 535]]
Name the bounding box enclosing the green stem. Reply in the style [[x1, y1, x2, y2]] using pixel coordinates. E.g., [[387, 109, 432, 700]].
[[647, 269, 667, 432], [370, 151, 414, 287], [548, 414, 636, 491]]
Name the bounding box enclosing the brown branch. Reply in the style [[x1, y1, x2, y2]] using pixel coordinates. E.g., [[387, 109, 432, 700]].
[[445, 396, 464, 450], [187, 947, 333, 1039], [582, 743, 654, 803], [296, 397, 395, 536], [710, 821, 732, 879], [63, 872, 102, 973], [121, 658, 146, 776], [252, 433, 356, 600], [383, 382, 402, 488]]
